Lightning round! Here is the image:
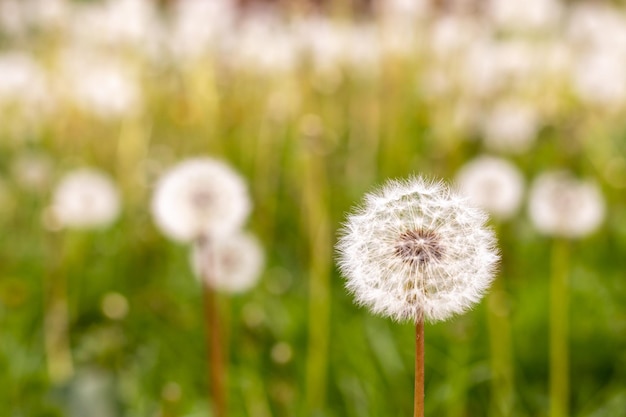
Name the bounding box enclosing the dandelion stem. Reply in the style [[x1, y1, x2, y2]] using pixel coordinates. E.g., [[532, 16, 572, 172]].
[[414, 319, 425, 417], [487, 278, 515, 416], [550, 239, 569, 417], [44, 235, 74, 384], [202, 282, 227, 417]]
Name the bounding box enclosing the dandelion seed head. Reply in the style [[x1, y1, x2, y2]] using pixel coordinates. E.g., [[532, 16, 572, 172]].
[[51, 168, 121, 230], [456, 156, 525, 220], [151, 158, 251, 242], [336, 176, 499, 323], [191, 232, 264, 294], [481, 100, 540, 154], [528, 171, 605, 238]]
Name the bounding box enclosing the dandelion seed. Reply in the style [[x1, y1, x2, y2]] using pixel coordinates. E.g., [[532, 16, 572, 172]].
[[151, 158, 251, 243], [51, 168, 121, 230], [191, 232, 264, 294], [456, 156, 525, 220], [336, 176, 499, 323], [528, 171, 605, 238]]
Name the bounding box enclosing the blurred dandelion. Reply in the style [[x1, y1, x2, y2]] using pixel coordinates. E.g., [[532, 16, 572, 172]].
[[51, 168, 121, 230], [336, 176, 499, 416], [191, 231, 264, 294], [151, 158, 251, 243], [528, 170, 605, 417], [10, 152, 53, 193], [456, 156, 525, 221], [58, 54, 142, 120], [481, 100, 540, 155], [529, 171, 605, 238]]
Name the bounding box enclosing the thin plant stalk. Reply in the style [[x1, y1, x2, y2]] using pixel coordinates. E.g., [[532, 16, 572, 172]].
[[301, 150, 332, 414], [201, 257, 227, 417], [44, 235, 74, 384], [43, 295, 74, 384], [487, 277, 515, 416], [414, 319, 425, 417], [550, 239, 569, 417]]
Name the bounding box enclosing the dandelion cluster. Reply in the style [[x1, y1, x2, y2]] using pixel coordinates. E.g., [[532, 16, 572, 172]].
[[337, 177, 499, 323], [151, 157, 264, 293]]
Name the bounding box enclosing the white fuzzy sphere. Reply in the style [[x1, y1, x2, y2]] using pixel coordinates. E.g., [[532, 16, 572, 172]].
[[481, 100, 540, 154], [52, 168, 121, 229], [336, 176, 499, 323], [151, 158, 251, 242], [456, 156, 525, 220], [528, 171, 605, 238], [191, 232, 264, 294]]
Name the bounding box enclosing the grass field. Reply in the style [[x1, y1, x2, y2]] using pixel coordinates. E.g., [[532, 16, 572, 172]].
[[1, 1, 626, 416]]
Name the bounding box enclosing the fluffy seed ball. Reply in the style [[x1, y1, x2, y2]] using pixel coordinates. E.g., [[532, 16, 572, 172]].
[[151, 158, 251, 242], [456, 156, 525, 220], [528, 171, 605, 238], [191, 232, 265, 294], [51, 168, 121, 229], [336, 176, 499, 323]]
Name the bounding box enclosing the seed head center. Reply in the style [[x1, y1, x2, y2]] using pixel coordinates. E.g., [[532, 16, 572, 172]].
[[191, 189, 214, 210], [395, 229, 444, 266]]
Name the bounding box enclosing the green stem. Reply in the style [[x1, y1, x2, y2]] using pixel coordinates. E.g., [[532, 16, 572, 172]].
[[302, 153, 331, 414], [487, 277, 515, 417], [44, 234, 74, 384], [550, 239, 570, 417]]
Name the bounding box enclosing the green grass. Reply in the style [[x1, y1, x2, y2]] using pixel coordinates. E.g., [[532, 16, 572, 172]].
[[1, 17, 626, 417]]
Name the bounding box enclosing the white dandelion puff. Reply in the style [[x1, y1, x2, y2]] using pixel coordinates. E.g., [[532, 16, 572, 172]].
[[528, 171, 605, 238], [481, 100, 540, 155], [336, 176, 499, 323], [151, 158, 251, 243], [51, 168, 121, 230], [191, 232, 264, 294], [456, 156, 525, 221]]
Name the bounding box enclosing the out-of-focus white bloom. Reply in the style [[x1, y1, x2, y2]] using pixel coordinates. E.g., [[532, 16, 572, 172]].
[[25, 0, 69, 30], [151, 158, 251, 243], [487, 0, 563, 33], [168, 0, 235, 60], [58, 51, 142, 119], [566, 3, 626, 53], [227, 16, 300, 75], [11, 152, 53, 192], [377, 0, 430, 23], [571, 48, 626, 109], [0, 51, 52, 113], [528, 171, 605, 238], [51, 169, 121, 230], [429, 16, 486, 60], [69, 0, 159, 49], [336, 176, 499, 323], [456, 156, 525, 220], [481, 100, 540, 154], [191, 232, 264, 293], [460, 39, 540, 97]]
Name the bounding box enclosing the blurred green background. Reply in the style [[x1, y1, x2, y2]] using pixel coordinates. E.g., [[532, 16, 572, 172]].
[[1, 0, 626, 416]]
